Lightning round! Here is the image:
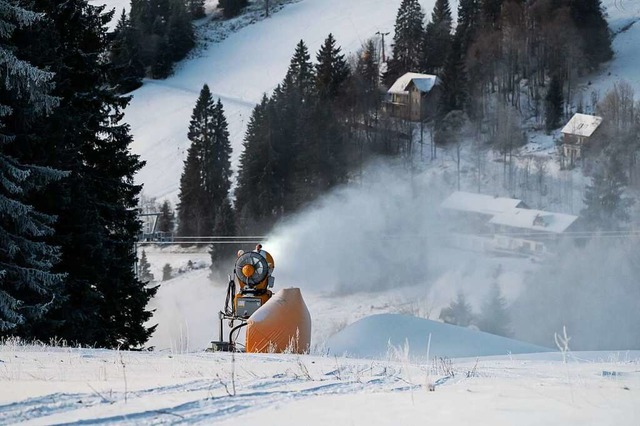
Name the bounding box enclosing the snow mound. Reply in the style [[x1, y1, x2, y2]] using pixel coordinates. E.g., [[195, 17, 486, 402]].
[[327, 314, 552, 360]]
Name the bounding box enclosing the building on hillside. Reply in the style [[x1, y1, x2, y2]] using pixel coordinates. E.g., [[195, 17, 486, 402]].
[[561, 113, 603, 166], [386, 72, 439, 121], [440, 191, 528, 252], [489, 208, 579, 256], [440, 191, 578, 257]]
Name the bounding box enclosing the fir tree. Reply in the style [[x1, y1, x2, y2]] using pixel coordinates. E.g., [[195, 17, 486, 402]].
[[186, 0, 205, 19], [220, 0, 248, 19], [0, 0, 64, 335], [162, 263, 173, 281], [109, 9, 144, 93], [569, 0, 612, 67], [209, 199, 237, 269], [177, 85, 232, 238], [438, 35, 468, 115], [315, 33, 350, 100], [477, 282, 512, 337], [581, 154, 634, 232], [420, 0, 453, 74], [138, 250, 155, 283], [456, 0, 480, 52], [545, 75, 564, 132], [12, 0, 157, 348], [439, 291, 475, 327], [287, 40, 316, 97], [157, 200, 175, 233], [385, 0, 425, 85]]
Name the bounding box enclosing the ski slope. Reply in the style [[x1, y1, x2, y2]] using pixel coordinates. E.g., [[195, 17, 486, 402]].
[[104, 0, 418, 200]]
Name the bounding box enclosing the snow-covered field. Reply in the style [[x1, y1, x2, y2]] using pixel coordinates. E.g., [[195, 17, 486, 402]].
[[7, 1, 636, 424], [1, 338, 638, 424]]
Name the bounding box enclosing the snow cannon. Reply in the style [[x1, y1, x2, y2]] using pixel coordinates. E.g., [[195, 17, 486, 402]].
[[209, 246, 311, 354]]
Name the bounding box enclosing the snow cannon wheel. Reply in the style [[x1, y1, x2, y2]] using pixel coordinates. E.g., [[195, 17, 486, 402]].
[[208, 341, 235, 352]]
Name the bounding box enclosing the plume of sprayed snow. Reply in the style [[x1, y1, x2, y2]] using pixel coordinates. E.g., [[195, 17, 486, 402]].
[[262, 161, 464, 295]]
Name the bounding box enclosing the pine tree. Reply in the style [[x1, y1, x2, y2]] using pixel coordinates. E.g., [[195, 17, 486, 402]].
[[209, 199, 237, 269], [162, 263, 173, 281], [581, 154, 634, 232], [235, 96, 276, 232], [456, 0, 480, 52], [420, 0, 452, 74], [477, 282, 512, 337], [385, 0, 425, 85], [109, 9, 144, 93], [569, 0, 612, 67], [0, 0, 64, 335], [220, 0, 248, 19], [138, 250, 155, 283], [177, 85, 232, 239], [438, 35, 468, 115], [315, 33, 351, 100], [439, 291, 475, 327], [157, 200, 175, 233], [286, 40, 316, 97], [12, 0, 157, 348], [480, 0, 504, 27], [186, 0, 205, 19], [545, 75, 564, 132]]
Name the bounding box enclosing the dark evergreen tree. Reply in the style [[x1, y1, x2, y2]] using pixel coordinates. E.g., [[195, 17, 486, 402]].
[[12, 0, 157, 348], [477, 282, 512, 337], [186, 0, 205, 19], [138, 250, 155, 283], [455, 0, 480, 52], [545, 75, 564, 132], [581, 154, 633, 232], [438, 35, 468, 115], [235, 96, 277, 232], [220, 0, 248, 19], [569, 0, 612, 67], [177, 85, 232, 239], [480, 0, 503, 27], [315, 34, 351, 100], [420, 0, 452, 74], [385, 0, 425, 85], [127, 0, 194, 78], [162, 263, 173, 281], [157, 200, 175, 233], [209, 199, 237, 269], [0, 1, 64, 335], [109, 9, 144, 93], [439, 291, 475, 327]]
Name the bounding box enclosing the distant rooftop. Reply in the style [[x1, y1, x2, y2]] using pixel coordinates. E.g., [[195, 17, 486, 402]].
[[489, 208, 578, 234], [388, 72, 438, 95], [440, 191, 525, 216], [561, 113, 603, 138]]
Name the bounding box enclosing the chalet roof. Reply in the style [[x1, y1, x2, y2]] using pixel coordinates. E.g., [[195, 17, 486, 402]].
[[440, 191, 525, 216], [388, 72, 438, 95], [489, 208, 578, 234], [561, 113, 603, 138]]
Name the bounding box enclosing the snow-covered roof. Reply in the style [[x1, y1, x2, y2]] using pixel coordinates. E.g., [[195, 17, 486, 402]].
[[440, 191, 525, 216], [388, 72, 438, 95], [561, 113, 603, 138], [489, 208, 578, 234]]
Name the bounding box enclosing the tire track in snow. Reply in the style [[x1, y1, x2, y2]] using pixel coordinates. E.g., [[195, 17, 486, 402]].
[[4, 374, 423, 425]]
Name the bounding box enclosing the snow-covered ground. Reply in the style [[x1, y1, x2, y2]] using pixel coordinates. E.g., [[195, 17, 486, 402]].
[[1, 339, 638, 424]]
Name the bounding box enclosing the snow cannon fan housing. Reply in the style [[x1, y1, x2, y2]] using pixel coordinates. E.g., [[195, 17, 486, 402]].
[[234, 250, 275, 318]]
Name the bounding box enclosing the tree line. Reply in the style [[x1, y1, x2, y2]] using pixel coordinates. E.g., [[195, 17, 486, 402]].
[[1, 0, 155, 349]]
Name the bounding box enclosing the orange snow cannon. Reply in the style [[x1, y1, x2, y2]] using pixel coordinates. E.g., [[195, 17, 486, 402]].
[[209, 246, 311, 354]]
